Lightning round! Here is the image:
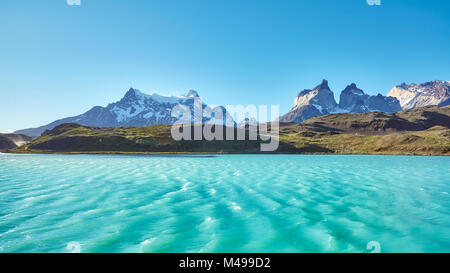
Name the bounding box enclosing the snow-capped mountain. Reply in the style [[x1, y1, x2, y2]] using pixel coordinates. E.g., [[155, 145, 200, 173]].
[[387, 80, 450, 110], [15, 88, 235, 137], [279, 80, 402, 123]]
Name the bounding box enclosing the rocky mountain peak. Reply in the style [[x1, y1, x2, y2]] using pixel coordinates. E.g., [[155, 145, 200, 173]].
[[281, 80, 338, 123], [127, 87, 137, 93], [295, 80, 337, 108], [123, 87, 146, 101], [184, 89, 200, 98], [339, 84, 401, 113], [342, 83, 362, 94], [317, 79, 330, 90], [281, 80, 402, 123], [339, 83, 367, 111]]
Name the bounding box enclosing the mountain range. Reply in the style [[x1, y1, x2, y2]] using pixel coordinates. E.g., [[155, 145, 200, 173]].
[[15, 80, 449, 137], [279, 80, 402, 123], [15, 89, 235, 137]]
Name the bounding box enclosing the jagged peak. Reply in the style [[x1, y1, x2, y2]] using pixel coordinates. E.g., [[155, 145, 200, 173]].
[[184, 89, 200, 98], [315, 79, 330, 90], [342, 83, 364, 95], [123, 87, 146, 99], [297, 79, 330, 97], [126, 87, 140, 94]]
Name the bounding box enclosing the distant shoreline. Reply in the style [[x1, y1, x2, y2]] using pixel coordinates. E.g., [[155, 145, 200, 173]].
[[6, 151, 449, 157]]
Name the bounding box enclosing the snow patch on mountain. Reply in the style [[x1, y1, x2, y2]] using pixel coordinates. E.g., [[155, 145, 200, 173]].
[[387, 80, 449, 110], [15, 88, 235, 137]]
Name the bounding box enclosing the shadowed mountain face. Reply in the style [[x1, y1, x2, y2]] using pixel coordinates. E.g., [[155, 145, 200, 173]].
[[339, 83, 401, 113], [297, 105, 450, 134], [0, 134, 32, 152], [15, 88, 235, 137], [280, 80, 401, 123], [387, 80, 450, 110]]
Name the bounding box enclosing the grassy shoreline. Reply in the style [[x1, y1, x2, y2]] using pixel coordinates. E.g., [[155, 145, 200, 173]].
[[8, 149, 449, 157], [10, 128, 450, 156], [10, 106, 450, 156]]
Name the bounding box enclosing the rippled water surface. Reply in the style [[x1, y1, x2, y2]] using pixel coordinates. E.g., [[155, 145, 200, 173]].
[[0, 153, 449, 253]]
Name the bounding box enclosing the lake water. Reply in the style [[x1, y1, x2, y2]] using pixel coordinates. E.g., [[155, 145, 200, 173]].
[[0, 153, 449, 253]]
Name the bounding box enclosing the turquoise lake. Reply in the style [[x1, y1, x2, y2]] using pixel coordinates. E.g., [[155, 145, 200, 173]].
[[0, 153, 449, 253]]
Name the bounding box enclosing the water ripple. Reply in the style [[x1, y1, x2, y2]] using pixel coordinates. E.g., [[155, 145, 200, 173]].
[[0, 154, 449, 253]]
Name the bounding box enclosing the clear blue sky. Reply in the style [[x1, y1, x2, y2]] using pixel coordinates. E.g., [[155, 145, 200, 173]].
[[1, 0, 449, 132]]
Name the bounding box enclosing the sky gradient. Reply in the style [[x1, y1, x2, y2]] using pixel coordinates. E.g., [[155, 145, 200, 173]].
[[1, 0, 449, 132]]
